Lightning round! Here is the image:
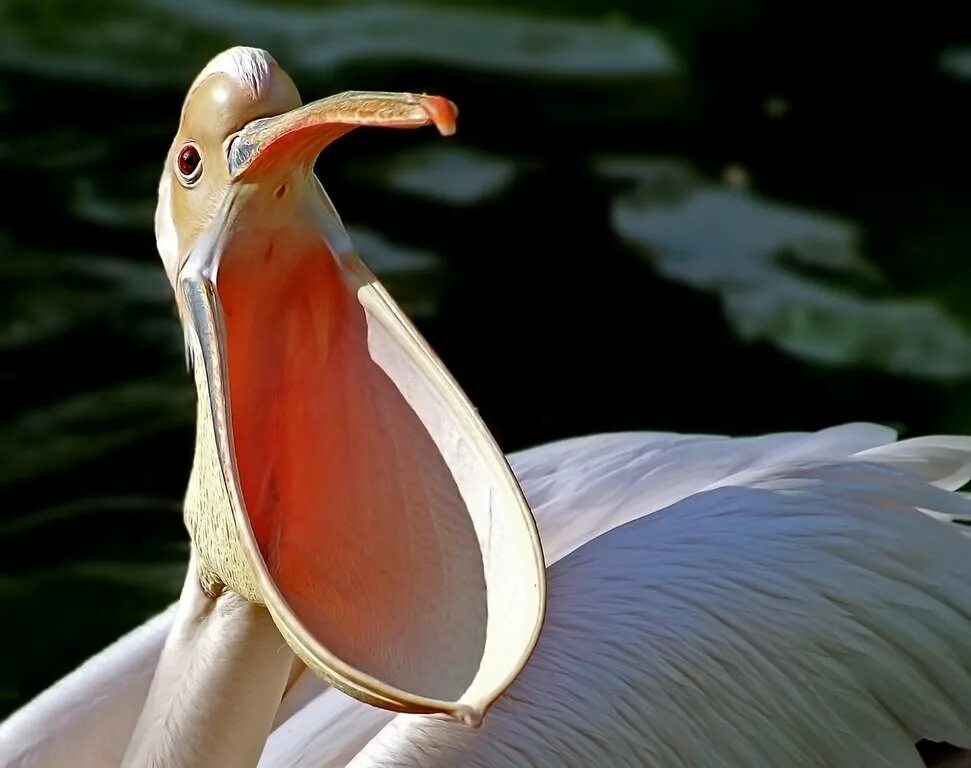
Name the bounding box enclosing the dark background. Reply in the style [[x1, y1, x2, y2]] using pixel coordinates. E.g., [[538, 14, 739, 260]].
[[1, 0, 970, 716]]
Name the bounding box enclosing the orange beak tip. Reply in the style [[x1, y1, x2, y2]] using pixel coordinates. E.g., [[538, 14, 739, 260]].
[[423, 95, 459, 137]]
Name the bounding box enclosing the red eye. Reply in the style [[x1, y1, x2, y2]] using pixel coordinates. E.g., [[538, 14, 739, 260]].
[[177, 144, 202, 180]]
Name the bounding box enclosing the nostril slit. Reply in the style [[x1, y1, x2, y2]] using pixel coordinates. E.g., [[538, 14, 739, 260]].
[[275, 184, 287, 199]]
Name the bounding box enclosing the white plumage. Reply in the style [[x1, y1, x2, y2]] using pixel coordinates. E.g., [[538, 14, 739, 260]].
[[189, 46, 276, 102], [2, 424, 971, 767]]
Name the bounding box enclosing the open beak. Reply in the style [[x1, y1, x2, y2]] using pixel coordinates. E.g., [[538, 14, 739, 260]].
[[179, 90, 545, 726], [228, 91, 458, 179]]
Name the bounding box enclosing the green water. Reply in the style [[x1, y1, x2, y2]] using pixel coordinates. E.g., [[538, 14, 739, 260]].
[[1, 0, 970, 715]]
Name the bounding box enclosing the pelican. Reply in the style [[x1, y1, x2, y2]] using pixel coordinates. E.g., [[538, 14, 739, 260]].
[[2, 46, 971, 768]]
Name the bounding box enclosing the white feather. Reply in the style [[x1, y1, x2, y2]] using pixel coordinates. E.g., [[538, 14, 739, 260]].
[[516, 422, 899, 563], [350, 460, 971, 767], [854, 435, 971, 491], [190, 46, 276, 102]]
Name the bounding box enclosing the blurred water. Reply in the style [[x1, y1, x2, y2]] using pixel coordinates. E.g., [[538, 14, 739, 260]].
[[1, 0, 969, 714], [601, 157, 971, 377]]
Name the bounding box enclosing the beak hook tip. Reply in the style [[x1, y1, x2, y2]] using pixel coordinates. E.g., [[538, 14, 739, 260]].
[[423, 96, 459, 137]]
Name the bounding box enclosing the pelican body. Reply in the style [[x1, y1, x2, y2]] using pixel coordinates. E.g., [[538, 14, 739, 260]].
[[1, 46, 971, 768]]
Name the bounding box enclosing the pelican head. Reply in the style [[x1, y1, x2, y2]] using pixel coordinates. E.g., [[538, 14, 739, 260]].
[[155, 46, 545, 725]]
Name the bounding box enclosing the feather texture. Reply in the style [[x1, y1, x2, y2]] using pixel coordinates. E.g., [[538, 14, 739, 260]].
[[350, 457, 971, 767]]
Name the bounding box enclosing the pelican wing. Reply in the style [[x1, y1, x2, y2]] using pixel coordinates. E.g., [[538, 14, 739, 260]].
[[512, 422, 902, 562], [349, 439, 971, 768]]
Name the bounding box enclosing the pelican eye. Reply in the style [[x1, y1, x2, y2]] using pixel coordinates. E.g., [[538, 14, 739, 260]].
[[177, 143, 203, 184]]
